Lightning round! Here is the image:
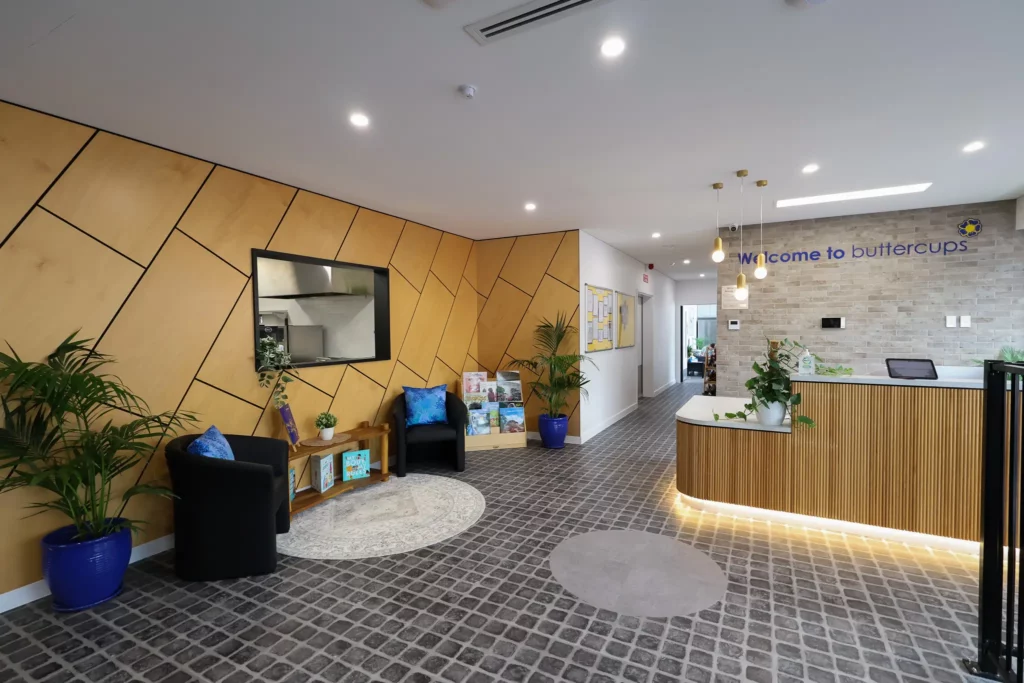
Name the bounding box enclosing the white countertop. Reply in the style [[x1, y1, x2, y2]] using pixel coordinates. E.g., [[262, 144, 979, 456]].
[[675, 396, 792, 433], [792, 365, 983, 389]]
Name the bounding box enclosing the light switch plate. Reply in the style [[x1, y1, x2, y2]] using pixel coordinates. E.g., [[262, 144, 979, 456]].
[[945, 315, 957, 328], [728, 320, 740, 331], [960, 315, 972, 328]]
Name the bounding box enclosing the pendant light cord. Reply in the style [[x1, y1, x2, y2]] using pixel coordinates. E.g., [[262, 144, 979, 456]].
[[759, 187, 764, 254], [738, 176, 744, 273], [715, 188, 720, 236]]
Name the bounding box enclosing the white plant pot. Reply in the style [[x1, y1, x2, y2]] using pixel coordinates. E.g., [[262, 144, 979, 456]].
[[756, 401, 787, 427], [319, 427, 335, 441]]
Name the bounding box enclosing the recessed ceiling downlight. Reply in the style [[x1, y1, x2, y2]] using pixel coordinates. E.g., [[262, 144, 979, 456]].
[[601, 36, 626, 58], [349, 112, 370, 128], [524, 202, 537, 212], [683, 259, 691, 264], [776, 183, 932, 208], [651, 232, 661, 239], [963, 141, 985, 153], [699, 273, 705, 278], [802, 163, 820, 174]]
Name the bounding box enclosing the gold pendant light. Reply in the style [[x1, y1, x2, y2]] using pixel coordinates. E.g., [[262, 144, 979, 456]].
[[754, 179, 768, 279], [734, 170, 749, 301], [710, 182, 725, 263]]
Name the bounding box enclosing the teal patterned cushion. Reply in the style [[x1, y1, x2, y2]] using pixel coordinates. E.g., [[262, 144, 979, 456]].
[[186, 425, 235, 460], [404, 385, 448, 428]]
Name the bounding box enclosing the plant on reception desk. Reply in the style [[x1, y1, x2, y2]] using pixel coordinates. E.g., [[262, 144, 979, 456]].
[[509, 312, 594, 449], [972, 346, 1024, 365], [0, 334, 195, 611], [815, 364, 854, 377], [713, 338, 816, 428]]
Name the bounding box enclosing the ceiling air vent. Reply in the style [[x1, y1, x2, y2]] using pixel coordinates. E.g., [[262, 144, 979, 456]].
[[464, 0, 617, 45]]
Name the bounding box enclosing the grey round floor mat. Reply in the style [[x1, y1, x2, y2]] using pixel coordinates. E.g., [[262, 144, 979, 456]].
[[549, 530, 727, 618]]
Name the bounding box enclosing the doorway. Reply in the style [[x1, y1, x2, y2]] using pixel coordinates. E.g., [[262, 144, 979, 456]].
[[637, 296, 644, 398], [681, 304, 716, 382]]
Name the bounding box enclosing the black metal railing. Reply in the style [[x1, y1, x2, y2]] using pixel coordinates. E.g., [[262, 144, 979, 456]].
[[964, 360, 1024, 681]]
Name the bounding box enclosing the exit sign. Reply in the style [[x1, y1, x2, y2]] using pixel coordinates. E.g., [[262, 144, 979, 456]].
[[643, 273, 649, 283]]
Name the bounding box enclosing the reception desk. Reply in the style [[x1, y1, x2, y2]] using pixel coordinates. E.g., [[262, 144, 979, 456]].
[[675, 373, 983, 543]]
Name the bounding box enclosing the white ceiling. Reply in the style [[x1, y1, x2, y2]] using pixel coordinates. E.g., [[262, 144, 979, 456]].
[[2, 0, 1022, 281]]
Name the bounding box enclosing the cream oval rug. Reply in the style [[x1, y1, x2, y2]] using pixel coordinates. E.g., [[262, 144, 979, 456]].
[[278, 473, 485, 560]]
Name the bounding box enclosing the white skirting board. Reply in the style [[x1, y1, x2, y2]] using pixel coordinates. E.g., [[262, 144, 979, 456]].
[[526, 432, 582, 445], [649, 380, 676, 397], [0, 534, 174, 614], [580, 402, 638, 443]]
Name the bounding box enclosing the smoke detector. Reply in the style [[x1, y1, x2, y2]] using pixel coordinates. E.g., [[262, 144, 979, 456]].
[[457, 84, 477, 99]]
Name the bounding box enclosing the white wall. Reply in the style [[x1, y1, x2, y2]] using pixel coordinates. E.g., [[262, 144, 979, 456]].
[[579, 231, 676, 442], [674, 276, 717, 381]]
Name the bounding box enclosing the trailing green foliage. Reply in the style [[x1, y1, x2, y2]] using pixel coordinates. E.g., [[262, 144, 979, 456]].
[[509, 312, 594, 418], [0, 334, 196, 541], [314, 412, 338, 430], [257, 336, 295, 408], [713, 338, 815, 428], [816, 364, 855, 377]]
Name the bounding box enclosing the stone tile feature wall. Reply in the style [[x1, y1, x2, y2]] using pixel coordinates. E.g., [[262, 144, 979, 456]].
[[715, 201, 1023, 396]]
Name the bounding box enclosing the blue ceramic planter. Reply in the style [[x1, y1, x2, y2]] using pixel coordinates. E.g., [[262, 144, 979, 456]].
[[538, 414, 569, 449], [41, 520, 132, 612]]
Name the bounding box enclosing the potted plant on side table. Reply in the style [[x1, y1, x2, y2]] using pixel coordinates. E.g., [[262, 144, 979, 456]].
[[0, 334, 194, 611], [315, 412, 338, 441], [510, 312, 594, 449], [714, 338, 816, 428]]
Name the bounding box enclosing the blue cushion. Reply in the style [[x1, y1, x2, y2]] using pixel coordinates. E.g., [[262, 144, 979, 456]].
[[186, 425, 235, 460], [404, 385, 448, 428]]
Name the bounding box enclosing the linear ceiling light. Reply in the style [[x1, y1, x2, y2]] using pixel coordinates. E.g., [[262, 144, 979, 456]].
[[776, 183, 932, 208]]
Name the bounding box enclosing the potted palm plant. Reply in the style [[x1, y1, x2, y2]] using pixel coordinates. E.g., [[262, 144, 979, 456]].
[[0, 334, 194, 611], [509, 312, 594, 449]]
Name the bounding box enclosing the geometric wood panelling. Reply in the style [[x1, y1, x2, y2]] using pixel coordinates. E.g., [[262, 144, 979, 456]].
[[336, 208, 405, 267], [499, 232, 564, 296], [178, 380, 264, 436], [0, 100, 582, 593], [0, 102, 94, 242], [352, 267, 420, 387], [329, 368, 387, 433], [196, 281, 272, 407], [427, 357, 461, 394], [41, 133, 212, 265], [253, 375, 332, 442], [266, 190, 358, 260], [375, 362, 426, 426], [469, 278, 532, 373], [0, 208, 142, 361], [390, 222, 442, 292], [546, 229, 579, 290], [505, 275, 581, 361], [430, 232, 474, 295], [435, 277, 487, 374], [95, 231, 246, 414], [464, 237, 514, 297], [398, 273, 455, 380], [177, 166, 296, 274]]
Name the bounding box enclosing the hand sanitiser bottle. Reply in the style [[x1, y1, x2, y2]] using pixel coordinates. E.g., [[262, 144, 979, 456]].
[[798, 348, 816, 375]]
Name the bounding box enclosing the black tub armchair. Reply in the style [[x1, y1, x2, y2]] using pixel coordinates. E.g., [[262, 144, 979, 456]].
[[391, 392, 468, 477], [165, 434, 290, 581]]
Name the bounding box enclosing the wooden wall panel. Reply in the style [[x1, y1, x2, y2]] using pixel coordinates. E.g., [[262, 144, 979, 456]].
[[398, 274, 455, 379], [431, 232, 473, 294], [436, 278, 486, 374], [505, 275, 580, 361], [329, 368, 387, 431], [464, 237, 514, 297], [390, 222, 443, 291], [499, 232, 564, 296], [0, 101, 582, 594], [177, 166, 296, 273], [96, 231, 246, 414], [353, 267, 420, 387], [266, 191, 357, 259], [41, 133, 212, 265], [469, 278, 532, 373], [0, 102, 94, 242], [545, 230, 579, 290], [678, 382, 985, 541], [179, 380, 264, 435], [0, 209, 141, 361], [336, 208, 404, 267]]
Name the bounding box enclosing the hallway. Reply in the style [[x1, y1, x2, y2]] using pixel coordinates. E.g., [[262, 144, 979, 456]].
[[1, 382, 978, 683]]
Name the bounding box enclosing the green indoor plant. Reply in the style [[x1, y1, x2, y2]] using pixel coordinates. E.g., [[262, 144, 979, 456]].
[[509, 312, 594, 449], [713, 338, 815, 428], [314, 411, 338, 441], [0, 333, 195, 610], [257, 336, 295, 409], [972, 346, 1024, 365]]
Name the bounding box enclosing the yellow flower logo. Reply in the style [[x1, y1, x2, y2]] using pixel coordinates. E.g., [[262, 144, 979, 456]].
[[958, 218, 982, 238]]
